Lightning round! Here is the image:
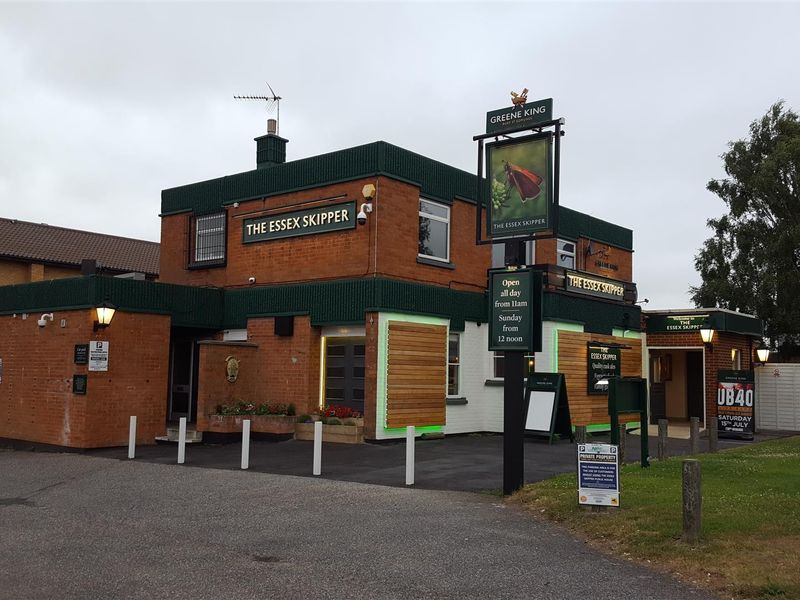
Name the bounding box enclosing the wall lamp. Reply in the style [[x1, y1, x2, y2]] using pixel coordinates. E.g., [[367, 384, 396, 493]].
[[699, 322, 715, 352], [94, 301, 116, 331], [755, 340, 771, 364]]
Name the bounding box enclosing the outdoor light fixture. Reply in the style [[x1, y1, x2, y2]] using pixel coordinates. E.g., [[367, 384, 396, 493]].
[[700, 322, 715, 352], [756, 340, 771, 364], [94, 301, 116, 331]]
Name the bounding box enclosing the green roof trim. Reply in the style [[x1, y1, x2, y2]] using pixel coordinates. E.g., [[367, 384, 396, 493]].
[[646, 310, 762, 337], [160, 141, 633, 250], [543, 291, 641, 335]]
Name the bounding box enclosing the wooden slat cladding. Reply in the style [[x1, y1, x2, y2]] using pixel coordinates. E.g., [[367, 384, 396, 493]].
[[557, 330, 643, 426], [386, 321, 447, 428]]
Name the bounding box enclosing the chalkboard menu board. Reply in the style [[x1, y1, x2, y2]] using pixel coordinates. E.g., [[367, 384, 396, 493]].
[[587, 344, 621, 394], [74, 344, 89, 365]]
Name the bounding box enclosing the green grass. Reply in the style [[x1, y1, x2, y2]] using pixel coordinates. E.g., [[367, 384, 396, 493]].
[[515, 436, 800, 599]]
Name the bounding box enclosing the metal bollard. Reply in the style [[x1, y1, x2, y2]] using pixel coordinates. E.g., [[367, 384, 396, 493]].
[[128, 416, 137, 460], [708, 417, 718, 454], [177, 417, 187, 464], [313, 421, 322, 476], [618, 424, 626, 463], [575, 425, 587, 444], [682, 459, 702, 544], [657, 419, 668, 460], [689, 417, 700, 454], [241, 419, 251, 470], [406, 426, 415, 486]]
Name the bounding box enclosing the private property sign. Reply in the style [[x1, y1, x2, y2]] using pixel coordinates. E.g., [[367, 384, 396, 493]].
[[243, 201, 356, 243], [578, 443, 620, 507]]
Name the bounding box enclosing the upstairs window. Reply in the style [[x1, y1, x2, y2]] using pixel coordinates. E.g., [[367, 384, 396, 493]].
[[191, 212, 226, 265], [418, 199, 450, 262], [556, 239, 575, 269]]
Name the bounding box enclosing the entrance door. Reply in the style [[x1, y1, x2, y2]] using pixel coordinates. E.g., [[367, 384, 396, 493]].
[[686, 351, 704, 422], [325, 339, 366, 414], [169, 339, 194, 421], [649, 354, 667, 424]]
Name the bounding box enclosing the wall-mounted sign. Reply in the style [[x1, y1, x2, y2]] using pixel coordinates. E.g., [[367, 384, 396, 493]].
[[74, 344, 89, 365], [717, 370, 755, 440], [578, 443, 619, 507], [594, 259, 619, 272], [488, 269, 542, 352], [587, 344, 621, 394], [72, 374, 87, 395], [225, 355, 239, 383], [486, 98, 553, 135], [242, 201, 356, 243], [565, 271, 625, 302], [88, 341, 109, 372], [647, 314, 709, 333], [486, 133, 553, 239]]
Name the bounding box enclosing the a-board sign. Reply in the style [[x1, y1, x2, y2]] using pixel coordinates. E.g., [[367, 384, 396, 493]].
[[72, 374, 87, 395], [74, 344, 89, 365], [488, 268, 542, 352], [578, 443, 619, 507], [88, 341, 109, 372], [717, 370, 755, 440], [587, 344, 621, 394], [524, 372, 573, 444]]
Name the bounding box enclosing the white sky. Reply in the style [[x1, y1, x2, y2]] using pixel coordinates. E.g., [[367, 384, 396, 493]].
[[1, 1, 798, 308]]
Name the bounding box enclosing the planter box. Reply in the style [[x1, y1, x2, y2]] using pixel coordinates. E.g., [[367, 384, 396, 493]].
[[295, 422, 364, 444], [205, 415, 297, 435]]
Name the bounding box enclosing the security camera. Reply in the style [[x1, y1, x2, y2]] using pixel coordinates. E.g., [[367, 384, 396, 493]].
[[233, 202, 240, 208], [37, 318, 47, 328], [37, 313, 54, 328], [248, 276, 256, 284], [357, 202, 373, 226]]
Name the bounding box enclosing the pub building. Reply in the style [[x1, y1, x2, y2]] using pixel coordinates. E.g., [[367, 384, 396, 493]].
[[0, 122, 758, 449]]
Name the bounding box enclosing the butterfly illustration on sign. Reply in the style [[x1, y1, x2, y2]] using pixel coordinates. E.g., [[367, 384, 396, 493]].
[[503, 161, 543, 203]]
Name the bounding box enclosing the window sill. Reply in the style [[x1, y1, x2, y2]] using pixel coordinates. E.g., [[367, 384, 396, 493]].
[[188, 260, 227, 270], [484, 379, 504, 387], [416, 256, 455, 270], [446, 397, 468, 406]]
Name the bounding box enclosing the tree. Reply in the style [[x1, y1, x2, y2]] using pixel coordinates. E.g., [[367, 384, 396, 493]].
[[691, 101, 800, 357]]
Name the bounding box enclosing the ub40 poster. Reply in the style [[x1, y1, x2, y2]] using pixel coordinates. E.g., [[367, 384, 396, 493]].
[[717, 370, 755, 440], [486, 133, 553, 239]]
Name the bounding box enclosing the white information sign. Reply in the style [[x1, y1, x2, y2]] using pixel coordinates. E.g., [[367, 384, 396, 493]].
[[88, 341, 109, 372], [578, 443, 619, 507]]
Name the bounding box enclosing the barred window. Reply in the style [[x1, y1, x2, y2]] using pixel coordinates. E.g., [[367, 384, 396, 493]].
[[192, 213, 226, 264]]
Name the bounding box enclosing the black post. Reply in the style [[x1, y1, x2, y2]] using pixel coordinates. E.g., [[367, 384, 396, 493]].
[[503, 240, 527, 496]]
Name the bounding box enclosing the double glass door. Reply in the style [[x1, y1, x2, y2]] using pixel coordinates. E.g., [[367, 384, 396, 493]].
[[325, 339, 365, 414]]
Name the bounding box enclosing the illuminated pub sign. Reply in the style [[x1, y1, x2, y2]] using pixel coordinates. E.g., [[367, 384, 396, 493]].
[[565, 271, 625, 302], [647, 314, 709, 332], [243, 201, 356, 243]]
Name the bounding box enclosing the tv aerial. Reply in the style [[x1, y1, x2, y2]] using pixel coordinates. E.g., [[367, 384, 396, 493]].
[[234, 82, 282, 135]]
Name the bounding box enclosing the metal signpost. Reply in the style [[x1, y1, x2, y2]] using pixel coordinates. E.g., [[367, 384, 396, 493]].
[[477, 92, 563, 495]]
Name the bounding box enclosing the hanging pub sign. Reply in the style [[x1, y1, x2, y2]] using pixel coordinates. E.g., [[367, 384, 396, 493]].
[[717, 370, 755, 440], [242, 201, 356, 243], [486, 133, 553, 239], [587, 343, 621, 394], [488, 268, 543, 352]]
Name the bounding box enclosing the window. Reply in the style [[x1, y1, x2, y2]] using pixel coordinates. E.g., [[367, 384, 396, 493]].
[[418, 199, 450, 262], [556, 239, 575, 269], [493, 351, 535, 378], [491, 241, 535, 268], [448, 333, 460, 396], [192, 212, 226, 264]]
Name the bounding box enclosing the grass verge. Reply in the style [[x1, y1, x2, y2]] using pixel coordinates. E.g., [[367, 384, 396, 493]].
[[514, 436, 800, 599]]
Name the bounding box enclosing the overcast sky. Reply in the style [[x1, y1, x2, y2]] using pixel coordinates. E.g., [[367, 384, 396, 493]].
[[1, 1, 798, 309]]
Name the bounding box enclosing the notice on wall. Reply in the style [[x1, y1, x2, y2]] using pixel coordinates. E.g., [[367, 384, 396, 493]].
[[717, 370, 755, 440], [578, 443, 620, 507], [72, 374, 87, 395], [88, 341, 109, 372], [587, 344, 621, 395], [488, 269, 542, 352], [74, 344, 89, 365]]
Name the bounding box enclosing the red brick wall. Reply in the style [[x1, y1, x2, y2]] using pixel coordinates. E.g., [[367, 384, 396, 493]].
[[646, 331, 753, 423], [535, 238, 634, 283], [0, 309, 170, 448], [195, 341, 260, 431], [159, 176, 491, 293]]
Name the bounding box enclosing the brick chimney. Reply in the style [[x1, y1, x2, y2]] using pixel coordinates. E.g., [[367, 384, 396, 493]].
[[255, 118, 287, 168]]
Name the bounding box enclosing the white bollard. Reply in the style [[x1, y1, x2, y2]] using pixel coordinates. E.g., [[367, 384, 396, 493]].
[[177, 417, 187, 464], [406, 425, 415, 486], [128, 416, 137, 459], [313, 420, 323, 476], [241, 419, 251, 470]]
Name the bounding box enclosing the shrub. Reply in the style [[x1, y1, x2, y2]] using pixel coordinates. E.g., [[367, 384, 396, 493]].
[[325, 417, 342, 426]]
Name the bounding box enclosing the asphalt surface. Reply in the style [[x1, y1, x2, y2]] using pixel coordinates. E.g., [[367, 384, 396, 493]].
[[0, 450, 715, 600], [87, 430, 757, 493]]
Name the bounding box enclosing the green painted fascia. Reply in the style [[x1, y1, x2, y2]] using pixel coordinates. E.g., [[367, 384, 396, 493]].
[[558, 206, 633, 250], [543, 291, 641, 336], [645, 310, 762, 337]]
